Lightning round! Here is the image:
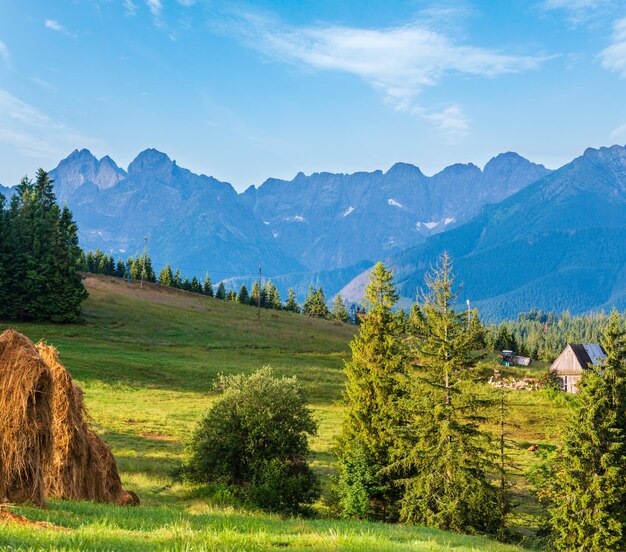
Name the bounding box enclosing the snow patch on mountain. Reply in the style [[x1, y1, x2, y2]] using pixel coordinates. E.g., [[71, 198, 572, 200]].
[[387, 198, 403, 208], [342, 206, 354, 217]]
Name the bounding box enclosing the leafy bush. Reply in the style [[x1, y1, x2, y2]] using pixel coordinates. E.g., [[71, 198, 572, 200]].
[[182, 367, 320, 515]]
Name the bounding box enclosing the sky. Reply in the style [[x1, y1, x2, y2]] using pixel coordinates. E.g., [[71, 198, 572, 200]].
[[0, 0, 625, 191]]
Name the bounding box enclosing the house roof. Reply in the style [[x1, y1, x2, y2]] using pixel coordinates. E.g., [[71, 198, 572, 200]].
[[570, 343, 606, 369]]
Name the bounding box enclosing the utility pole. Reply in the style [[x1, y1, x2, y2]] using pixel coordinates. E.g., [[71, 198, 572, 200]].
[[466, 298, 471, 330], [257, 263, 262, 321], [140, 236, 148, 289]]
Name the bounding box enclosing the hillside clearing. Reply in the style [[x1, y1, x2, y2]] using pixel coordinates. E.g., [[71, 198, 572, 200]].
[[0, 275, 564, 550]]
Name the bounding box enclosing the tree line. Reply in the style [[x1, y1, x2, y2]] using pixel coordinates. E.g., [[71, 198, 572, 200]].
[[0, 170, 87, 322], [487, 308, 610, 362], [80, 250, 358, 322], [331, 255, 626, 550]]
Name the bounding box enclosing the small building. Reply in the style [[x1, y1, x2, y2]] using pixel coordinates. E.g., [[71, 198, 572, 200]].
[[550, 343, 606, 394]]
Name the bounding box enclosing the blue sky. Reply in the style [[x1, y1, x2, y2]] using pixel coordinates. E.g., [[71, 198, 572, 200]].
[[0, 0, 625, 191]]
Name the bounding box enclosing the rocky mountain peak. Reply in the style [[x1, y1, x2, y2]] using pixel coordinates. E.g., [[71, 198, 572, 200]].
[[128, 149, 175, 176]]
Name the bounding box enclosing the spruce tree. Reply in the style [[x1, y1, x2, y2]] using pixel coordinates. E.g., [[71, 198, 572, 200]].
[[181, 277, 191, 291], [190, 276, 201, 294], [216, 282, 226, 300], [334, 262, 407, 521], [391, 253, 501, 535], [549, 310, 626, 551], [159, 265, 174, 287], [249, 281, 261, 306], [332, 294, 349, 322], [204, 273, 213, 297], [115, 259, 126, 278], [285, 288, 300, 313], [238, 284, 250, 304], [173, 268, 182, 289], [0, 195, 10, 319], [302, 284, 315, 315]]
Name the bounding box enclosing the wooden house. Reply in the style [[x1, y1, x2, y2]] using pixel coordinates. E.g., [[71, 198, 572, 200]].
[[549, 343, 606, 394]]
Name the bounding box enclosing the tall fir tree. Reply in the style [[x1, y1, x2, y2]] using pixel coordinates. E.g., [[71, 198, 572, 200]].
[[173, 268, 182, 289], [549, 310, 626, 551], [0, 194, 10, 319], [190, 276, 201, 294], [390, 253, 501, 536], [159, 265, 174, 287], [249, 281, 261, 306], [216, 282, 226, 300], [332, 294, 349, 322], [238, 284, 250, 304], [334, 262, 407, 521], [285, 288, 300, 313], [204, 273, 213, 297]]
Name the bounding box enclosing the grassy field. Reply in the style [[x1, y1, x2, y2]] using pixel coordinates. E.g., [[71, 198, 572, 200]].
[[0, 275, 567, 550]]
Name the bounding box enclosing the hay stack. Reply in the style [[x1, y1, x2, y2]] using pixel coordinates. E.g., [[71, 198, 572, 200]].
[[0, 330, 53, 507], [37, 343, 139, 506]]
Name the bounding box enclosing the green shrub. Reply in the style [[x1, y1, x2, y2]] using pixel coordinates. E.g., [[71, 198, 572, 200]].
[[182, 367, 320, 515]]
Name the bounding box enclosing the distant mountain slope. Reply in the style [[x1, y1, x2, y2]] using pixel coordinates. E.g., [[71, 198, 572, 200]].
[[372, 144, 626, 319], [242, 153, 550, 270], [49, 149, 303, 277]]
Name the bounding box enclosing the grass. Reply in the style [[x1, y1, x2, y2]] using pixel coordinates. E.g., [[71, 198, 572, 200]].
[[0, 275, 566, 550]]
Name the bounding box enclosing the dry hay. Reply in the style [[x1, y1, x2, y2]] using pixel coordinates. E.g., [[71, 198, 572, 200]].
[[37, 343, 139, 506], [0, 507, 70, 532], [0, 330, 53, 507]]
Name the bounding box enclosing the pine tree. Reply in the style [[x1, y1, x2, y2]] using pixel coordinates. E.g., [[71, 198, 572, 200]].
[[334, 262, 407, 521], [285, 288, 300, 313], [115, 259, 126, 278], [249, 281, 261, 306], [190, 276, 201, 294], [216, 282, 226, 300], [173, 268, 182, 289], [549, 310, 626, 551], [0, 194, 11, 319], [390, 253, 501, 535], [264, 280, 281, 309], [302, 284, 315, 315], [238, 284, 250, 304], [227, 289, 237, 301], [204, 273, 213, 297], [159, 265, 174, 287], [181, 277, 191, 291], [332, 294, 349, 322]]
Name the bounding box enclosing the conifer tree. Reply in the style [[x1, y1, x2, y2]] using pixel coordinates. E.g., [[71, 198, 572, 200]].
[[332, 294, 349, 322], [204, 273, 213, 297], [238, 284, 249, 304], [302, 284, 315, 315], [216, 282, 226, 300], [334, 262, 407, 521], [390, 253, 501, 535], [190, 276, 201, 294], [159, 265, 174, 287], [115, 259, 126, 278], [249, 281, 261, 306], [173, 268, 182, 289], [285, 288, 300, 313], [227, 289, 237, 301], [549, 310, 626, 551], [264, 280, 281, 309]]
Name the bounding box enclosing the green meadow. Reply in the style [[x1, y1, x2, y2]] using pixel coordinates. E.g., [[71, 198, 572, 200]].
[[0, 275, 567, 550]]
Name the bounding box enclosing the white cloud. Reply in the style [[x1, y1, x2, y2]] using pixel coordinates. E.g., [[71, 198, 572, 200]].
[[601, 17, 626, 77], [0, 89, 103, 160], [124, 0, 138, 16], [0, 41, 10, 68], [45, 19, 64, 32], [146, 0, 162, 17], [224, 11, 542, 140], [541, 0, 616, 26], [44, 19, 75, 37], [610, 122, 626, 139]]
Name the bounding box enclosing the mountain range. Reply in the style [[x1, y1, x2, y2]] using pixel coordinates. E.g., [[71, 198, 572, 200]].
[[2, 144, 625, 319], [341, 144, 626, 319]]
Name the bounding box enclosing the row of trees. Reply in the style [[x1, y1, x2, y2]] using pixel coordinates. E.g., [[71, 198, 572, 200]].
[[335, 255, 626, 549], [81, 251, 356, 322], [0, 170, 87, 322], [488, 309, 609, 362], [333, 255, 506, 535]]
